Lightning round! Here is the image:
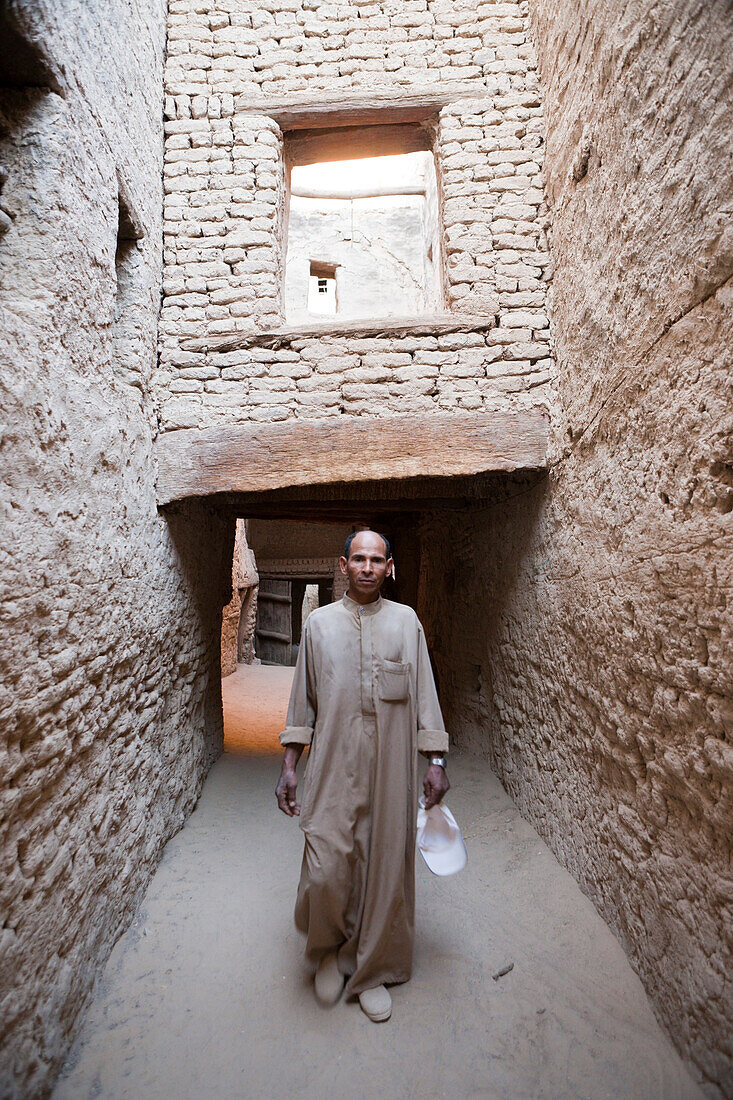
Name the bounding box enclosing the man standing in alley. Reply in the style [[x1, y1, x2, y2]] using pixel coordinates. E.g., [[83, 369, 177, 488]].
[[275, 530, 450, 1022]]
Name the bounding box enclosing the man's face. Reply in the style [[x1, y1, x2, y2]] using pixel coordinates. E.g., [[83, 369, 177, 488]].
[[340, 531, 393, 602]]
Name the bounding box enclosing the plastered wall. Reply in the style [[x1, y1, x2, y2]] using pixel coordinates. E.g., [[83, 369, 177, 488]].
[[248, 518, 353, 561], [285, 196, 433, 322], [418, 1, 732, 1093], [221, 519, 259, 675], [0, 3, 232, 1095], [157, 0, 554, 433]]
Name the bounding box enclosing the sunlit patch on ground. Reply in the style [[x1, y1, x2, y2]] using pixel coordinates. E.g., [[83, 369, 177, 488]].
[[223, 663, 295, 756]]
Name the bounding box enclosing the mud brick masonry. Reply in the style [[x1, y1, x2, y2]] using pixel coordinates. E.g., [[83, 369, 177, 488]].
[[0, 1, 731, 1097]]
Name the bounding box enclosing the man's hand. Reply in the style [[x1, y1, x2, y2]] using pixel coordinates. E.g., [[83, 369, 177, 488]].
[[276, 765, 301, 816], [276, 745, 304, 816], [423, 763, 450, 810]]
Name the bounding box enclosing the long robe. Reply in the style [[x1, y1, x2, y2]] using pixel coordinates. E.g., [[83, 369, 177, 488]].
[[280, 592, 448, 996]]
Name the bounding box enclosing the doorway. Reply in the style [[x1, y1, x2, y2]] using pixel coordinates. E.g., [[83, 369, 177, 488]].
[[255, 575, 334, 666]]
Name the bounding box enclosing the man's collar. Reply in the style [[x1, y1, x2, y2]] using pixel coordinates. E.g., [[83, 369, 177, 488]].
[[342, 592, 383, 617]]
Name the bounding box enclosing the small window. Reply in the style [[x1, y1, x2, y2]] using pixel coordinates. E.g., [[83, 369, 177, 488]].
[[283, 124, 443, 324], [307, 261, 337, 316]]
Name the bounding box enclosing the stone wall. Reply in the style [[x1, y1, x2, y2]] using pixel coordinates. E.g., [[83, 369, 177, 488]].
[[221, 519, 259, 675], [161, 322, 555, 431], [165, 0, 530, 95], [284, 149, 441, 322], [0, 3, 232, 1095], [418, 1, 732, 1093], [157, 0, 554, 434]]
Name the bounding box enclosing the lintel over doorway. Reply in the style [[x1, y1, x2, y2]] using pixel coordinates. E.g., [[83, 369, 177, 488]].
[[154, 409, 549, 506]]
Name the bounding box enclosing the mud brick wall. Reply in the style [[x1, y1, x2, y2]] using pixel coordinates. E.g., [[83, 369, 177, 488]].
[[165, 0, 542, 96], [0, 3, 233, 1095], [418, 1, 733, 1094], [158, 325, 553, 431], [158, 0, 554, 434]]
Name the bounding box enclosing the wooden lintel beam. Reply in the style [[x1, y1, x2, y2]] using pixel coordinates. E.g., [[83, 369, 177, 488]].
[[255, 628, 291, 643], [181, 313, 498, 355], [286, 122, 432, 166], [234, 84, 490, 130], [155, 410, 549, 506]]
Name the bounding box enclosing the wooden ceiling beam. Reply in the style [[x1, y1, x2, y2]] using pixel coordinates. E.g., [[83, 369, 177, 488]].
[[155, 410, 549, 506], [285, 122, 432, 166], [235, 84, 488, 131]]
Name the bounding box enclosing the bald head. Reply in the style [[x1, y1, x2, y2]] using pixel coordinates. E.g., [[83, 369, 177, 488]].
[[343, 530, 391, 560], [339, 530, 393, 604]]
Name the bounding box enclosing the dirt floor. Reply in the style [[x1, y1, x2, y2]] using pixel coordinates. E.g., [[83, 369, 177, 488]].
[[54, 664, 703, 1100], [221, 662, 294, 754]]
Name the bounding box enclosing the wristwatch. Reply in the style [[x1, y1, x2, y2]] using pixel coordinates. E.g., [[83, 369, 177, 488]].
[[429, 755, 447, 769]]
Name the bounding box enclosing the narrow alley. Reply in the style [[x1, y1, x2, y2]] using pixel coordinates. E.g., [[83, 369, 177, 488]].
[[54, 666, 702, 1100]]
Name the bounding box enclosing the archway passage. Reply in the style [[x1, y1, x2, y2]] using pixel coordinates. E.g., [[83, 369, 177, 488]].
[[220, 497, 429, 754], [54, 472, 705, 1097], [216, 468, 537, 717]]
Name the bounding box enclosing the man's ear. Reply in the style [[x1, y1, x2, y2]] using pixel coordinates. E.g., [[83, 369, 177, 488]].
[[339, 555, 348, 576]]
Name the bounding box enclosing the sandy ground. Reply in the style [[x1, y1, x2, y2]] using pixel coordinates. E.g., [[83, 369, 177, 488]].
[[55, 664, 702, 1100], [222, 662, 294, 754]]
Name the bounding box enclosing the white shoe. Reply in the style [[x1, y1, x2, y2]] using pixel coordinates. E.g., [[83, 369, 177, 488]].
[[358, 984, 392, 1022], [314, 951, 344, 1006]]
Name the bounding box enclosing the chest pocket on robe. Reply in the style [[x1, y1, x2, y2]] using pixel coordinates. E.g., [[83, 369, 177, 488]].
[[378, 659, 411, 701]]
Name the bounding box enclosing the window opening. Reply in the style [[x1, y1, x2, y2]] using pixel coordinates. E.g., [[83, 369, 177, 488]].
[[283, 127, 443, 324], [307, 260, 337, 316]]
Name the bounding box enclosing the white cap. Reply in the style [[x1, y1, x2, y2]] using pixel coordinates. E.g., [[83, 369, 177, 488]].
[[416, 797, 467, 876]]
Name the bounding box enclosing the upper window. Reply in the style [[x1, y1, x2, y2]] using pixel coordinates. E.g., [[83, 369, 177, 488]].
[[283, 124, 442, 324], [308, 261, 337, 315]]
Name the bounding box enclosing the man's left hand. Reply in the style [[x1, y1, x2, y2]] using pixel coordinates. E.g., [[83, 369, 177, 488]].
[[423, 763, 450, 810]]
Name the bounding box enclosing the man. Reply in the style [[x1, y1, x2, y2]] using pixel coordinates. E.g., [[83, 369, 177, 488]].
[[275, 530, 450, 1022]]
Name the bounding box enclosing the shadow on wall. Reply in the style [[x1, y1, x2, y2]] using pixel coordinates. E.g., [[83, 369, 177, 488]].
[[418, 474, 550, 775], [165, 502, 237, 770]]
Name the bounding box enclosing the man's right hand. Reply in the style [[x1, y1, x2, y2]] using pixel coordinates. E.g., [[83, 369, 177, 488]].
[[276, 766, 300, 816]]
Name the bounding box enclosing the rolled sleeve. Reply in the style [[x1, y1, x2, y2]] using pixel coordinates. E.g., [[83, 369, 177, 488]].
[[279, 725, 313, 747], [416, 624, 449, 754], [279, 620, 317, 749], [417, 727, 450, 754]]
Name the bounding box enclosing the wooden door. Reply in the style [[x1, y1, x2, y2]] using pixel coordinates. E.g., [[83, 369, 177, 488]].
[[255, 578, 292, 665]]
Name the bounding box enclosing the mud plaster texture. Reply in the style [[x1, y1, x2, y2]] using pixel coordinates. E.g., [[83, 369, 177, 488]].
[[418, 2, 733, 1095], [1, 2, 730, 1099], [247, 517, 354, 562], [53, 668, 703, 1100], [157, 0, 554, 432], [220, 519, 259, 676], [0, 4, 233, 1096]]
